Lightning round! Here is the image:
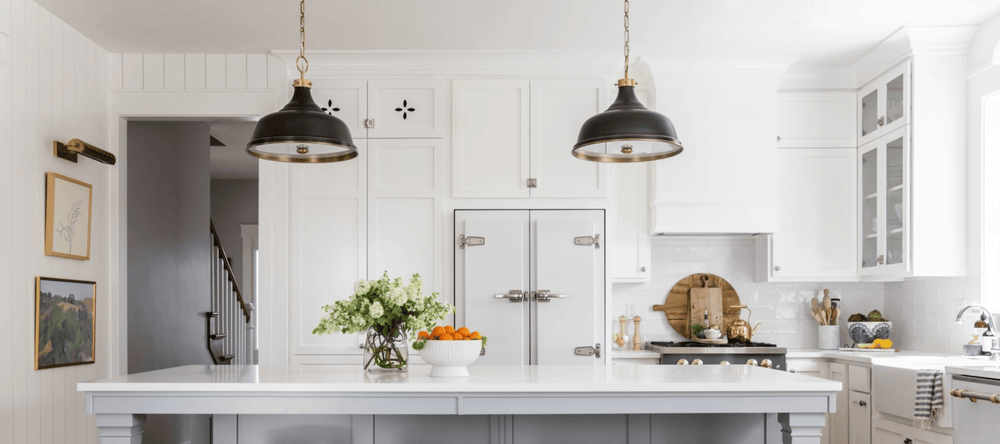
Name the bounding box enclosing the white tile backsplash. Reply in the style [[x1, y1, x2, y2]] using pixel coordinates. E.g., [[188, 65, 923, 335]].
[[612, 237, 885, 349], [884, 277, 984, 354]]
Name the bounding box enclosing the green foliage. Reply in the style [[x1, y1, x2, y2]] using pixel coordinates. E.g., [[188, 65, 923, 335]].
[[312, 272, 455, 339], [691, 323, 705, 336]]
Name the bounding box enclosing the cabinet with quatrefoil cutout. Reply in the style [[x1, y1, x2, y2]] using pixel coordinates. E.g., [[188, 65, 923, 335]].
[[309, 78, 447, 139]]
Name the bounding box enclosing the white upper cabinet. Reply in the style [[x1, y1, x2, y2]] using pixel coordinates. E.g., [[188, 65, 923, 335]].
[[610, 162, 651, 283], [310, 78, 368, 140], [857, 62, 910, 146], [858, 129, 909, 277], [452, 79, 531, 198], [777, 91, 857, 148], [451, 78, 609, 199], [529, 79, 608, 198], [758, 148, 858, 282], [367, 78, 447, 138], [310, 78, 447, 139]]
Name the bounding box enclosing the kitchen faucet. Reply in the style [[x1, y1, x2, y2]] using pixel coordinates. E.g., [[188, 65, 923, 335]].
[[955, 304, 1000, 361]]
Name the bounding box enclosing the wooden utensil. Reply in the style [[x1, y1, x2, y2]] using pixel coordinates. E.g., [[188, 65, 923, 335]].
[[688, 275, 723, 337], [831, 307, 841, 326]]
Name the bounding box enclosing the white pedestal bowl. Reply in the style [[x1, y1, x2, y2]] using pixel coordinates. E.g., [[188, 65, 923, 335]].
[[421, 340, 483, 377]]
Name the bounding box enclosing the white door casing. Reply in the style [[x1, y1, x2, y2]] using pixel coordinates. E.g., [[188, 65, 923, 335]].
[[531, 210, 604, 365], [456, 211, 530, 366]]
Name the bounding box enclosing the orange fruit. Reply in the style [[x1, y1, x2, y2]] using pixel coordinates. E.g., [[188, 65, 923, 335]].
[[469, 332, 481, 340], [439, 334, 453, 341], [431, 326, 446, 337], [444, 325, 455, 334], [418, 331, 430, 339], [457, 327, 470, 336]]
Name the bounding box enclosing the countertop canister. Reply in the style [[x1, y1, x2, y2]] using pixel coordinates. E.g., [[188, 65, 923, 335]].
[[818, 325, 840, 350]]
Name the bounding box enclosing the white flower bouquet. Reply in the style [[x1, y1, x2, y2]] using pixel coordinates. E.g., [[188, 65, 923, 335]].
[[312, 272, 454, 371]]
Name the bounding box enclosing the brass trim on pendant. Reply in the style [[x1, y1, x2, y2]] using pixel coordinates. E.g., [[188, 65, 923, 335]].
[[571, 137, 684, 163], [245, 140, 358, 163]]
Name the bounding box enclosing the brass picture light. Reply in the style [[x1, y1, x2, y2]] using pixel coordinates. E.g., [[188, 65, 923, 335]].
[[53, 139, 117, 165]]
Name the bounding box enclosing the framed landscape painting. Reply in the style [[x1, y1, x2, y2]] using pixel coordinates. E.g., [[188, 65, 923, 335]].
[[45, 172, 93, 260], [35, 277, 96, 370]]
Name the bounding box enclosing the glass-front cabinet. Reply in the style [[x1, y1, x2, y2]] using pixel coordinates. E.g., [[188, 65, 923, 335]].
[[859, 127, 908, 277], [858, 61, 910, 146]]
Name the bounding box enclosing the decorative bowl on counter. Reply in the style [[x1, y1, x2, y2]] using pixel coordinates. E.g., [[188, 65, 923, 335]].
[[420, 340, 483, 377], [848, 321, 892, 345]]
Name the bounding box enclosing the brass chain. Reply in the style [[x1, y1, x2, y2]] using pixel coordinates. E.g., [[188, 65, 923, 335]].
[[296, 0, 308, 80], [623, 0, 630, 80]]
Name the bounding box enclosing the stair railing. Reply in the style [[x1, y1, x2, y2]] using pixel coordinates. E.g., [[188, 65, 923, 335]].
[[206, 221, 251, 365]]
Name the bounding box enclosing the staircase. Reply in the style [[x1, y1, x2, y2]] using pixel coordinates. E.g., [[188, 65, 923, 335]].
[[207, 221, 252, 365]]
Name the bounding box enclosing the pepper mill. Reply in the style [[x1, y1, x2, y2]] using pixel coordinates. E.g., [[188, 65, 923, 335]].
[[614, 315, 629, 348], [632, 316, 642, 351]]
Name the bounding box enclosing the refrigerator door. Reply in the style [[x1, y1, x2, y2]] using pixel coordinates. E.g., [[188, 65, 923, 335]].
[[531, 210, 605, 365], [455, 211, 530, 366]]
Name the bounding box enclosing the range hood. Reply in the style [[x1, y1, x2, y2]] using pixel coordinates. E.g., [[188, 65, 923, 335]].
[[640, 59, 786, 236]]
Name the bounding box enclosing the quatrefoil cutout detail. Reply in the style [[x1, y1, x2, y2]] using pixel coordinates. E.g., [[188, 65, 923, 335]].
[[394, 100, 416, 120], [321, 99, 340, 115]]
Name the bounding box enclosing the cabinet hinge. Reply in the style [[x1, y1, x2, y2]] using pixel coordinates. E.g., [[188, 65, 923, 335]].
[[574, 234, 601, 249], [574, 343, 601, 358], [364, 119, 375, 129], [459, 234, 485, 249]]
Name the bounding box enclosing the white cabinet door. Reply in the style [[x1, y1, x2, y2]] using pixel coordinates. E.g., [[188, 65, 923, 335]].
[[858, 62, 910, 146], [452, 79, 530, 198], [859, 128, 909, 278], [770, 149, 857, 281], [455, 211, 530, 365], [291, 141, 368, 355], [513, 415, 627, 444], [367, 139, 444, 296], [874, 425, 905, 444], [529, 79, 608, 198], [610, 163, 651, 283], [367, 78, 447, 138], [310, 78, 368, 140], [829, 363, 850, 444], [850, 391, 872, 444], [532, 210, 605, 365], [777, 92, 857, 148]]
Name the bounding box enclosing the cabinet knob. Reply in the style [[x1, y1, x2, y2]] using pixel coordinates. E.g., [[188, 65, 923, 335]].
[[640, 266, 647, 272], [776, 136, 781, 142], [774, 266, 781, 272], [877, 255, 884, 265], [859, 400, 867, 407], [877, 116, 885, 127]]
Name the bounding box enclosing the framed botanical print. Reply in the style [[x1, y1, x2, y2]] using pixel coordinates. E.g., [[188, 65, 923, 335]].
[[35, 277, 97, 369], [45, 172, 92, 260]]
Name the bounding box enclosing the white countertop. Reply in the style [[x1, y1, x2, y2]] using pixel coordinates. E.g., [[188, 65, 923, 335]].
[[786, 348, 990, 365], [78, 364, 841, 394], [610, 349, 661, 359], [946, 364, 1000, 380]]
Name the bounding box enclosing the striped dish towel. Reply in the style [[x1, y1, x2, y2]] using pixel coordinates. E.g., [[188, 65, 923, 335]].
[[914, 369, 944, 429]]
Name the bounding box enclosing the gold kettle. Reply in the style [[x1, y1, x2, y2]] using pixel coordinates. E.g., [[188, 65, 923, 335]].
[[727, 305, 761, 343]]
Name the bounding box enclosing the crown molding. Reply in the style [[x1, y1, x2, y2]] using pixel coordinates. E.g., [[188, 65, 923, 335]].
[[850, 26, 976, 87], [271, 50, 621, 77]]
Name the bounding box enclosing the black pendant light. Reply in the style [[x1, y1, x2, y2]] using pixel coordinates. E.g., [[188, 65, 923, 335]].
[[572, 0, 683, 163], [246, 0, 357, 163]]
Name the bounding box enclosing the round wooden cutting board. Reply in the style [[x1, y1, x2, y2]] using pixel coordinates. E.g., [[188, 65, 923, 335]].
[[652, 273, 742, 340]]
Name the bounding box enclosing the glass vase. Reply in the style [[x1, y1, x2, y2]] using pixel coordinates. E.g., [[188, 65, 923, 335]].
[[363, 325, 408, 372]]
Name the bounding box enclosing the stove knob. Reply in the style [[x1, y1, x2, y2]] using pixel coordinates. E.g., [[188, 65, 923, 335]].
[[719, 361, 730, 365], [761, 359, 773, 369], [746, 359, 758, 366], [676, 359, 689, 365], [691, 359, 703, 365]]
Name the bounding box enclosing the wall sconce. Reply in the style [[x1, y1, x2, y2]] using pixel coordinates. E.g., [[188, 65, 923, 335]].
[[53, 139, 116, 165]]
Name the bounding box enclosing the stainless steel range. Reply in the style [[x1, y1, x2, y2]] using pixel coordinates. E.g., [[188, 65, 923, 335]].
[[646, 341, 788, 370]]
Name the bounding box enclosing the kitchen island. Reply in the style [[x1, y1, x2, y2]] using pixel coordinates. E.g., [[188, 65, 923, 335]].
[[79, 364, 839, 443]]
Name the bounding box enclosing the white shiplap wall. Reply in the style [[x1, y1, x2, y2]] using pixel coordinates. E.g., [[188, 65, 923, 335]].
[[1, 0, 109, 443], [108, 52, 274, 92]]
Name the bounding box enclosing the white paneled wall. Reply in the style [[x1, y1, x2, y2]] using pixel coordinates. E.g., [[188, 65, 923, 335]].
[[107, 52, 275, 91], [1, 1, 109, 443], [613, 238, 886, 349]]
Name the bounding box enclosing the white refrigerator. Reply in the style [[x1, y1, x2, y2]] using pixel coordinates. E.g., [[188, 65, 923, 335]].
[[455, 209, 605, 366]]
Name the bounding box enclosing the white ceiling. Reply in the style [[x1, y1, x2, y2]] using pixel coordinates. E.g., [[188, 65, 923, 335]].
[[34, 0, 1000, 66], [209, 120, 258, 180]]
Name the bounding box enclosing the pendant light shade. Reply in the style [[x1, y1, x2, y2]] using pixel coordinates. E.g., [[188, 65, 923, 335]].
[[246, 85, 357, 163], [573, 0, 684, 163], [246, 0, 357, 164], [572, 85, 683, 163]]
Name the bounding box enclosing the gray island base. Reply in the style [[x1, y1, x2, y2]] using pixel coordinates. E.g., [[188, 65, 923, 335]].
[[78, 365, 840, 444]]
